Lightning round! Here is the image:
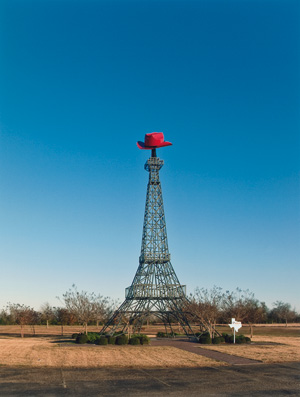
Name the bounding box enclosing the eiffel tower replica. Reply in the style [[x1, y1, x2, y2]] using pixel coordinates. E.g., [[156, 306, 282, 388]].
[[100, 132, 208, 337]]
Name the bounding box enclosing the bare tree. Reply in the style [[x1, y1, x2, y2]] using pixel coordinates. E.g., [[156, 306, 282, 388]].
[[270, 301, 297, 326], [188, 286, 225, 338], [59, 285, 111, 334], [94, 297, 118, 327], [6, 303, 38, 338], [54, 307, 75, 336], [40, 302, 55, 329], [222, 288, 267, 337]]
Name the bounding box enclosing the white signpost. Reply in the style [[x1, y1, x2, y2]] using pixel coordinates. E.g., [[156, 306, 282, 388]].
[[228, 318, 242, 344]]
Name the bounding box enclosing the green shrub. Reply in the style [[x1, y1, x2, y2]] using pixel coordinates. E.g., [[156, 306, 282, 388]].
[[107, 336, 116, 345], [225, 335, 251, 344], [139, 335, 150, 345], [212, 337, 221, 344], [76, 334, 89, 344], [224, 334, 232, 343], [116, 335, 128, 345], [236, 335, 251, 344], [71, 333, 78, 339], [157, 332, 166, 338], [87, 333, 100, 344], [236, 336, 245, 344], [199, 336, 211, 344], [96, 336, 108, 345], [220, 337, 225, 343], [131, 334, 150, 345], [129, 337, 140, 345], [202, 332, 210, 337]]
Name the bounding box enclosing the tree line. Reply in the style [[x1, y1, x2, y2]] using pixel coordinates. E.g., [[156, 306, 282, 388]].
[[0, 285, 298, 337], [0, 285, 118, 337], [187, 286, 299, 337]]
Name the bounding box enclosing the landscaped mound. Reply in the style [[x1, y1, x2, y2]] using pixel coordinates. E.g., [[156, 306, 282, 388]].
[[198, 332, 251, 344], [75, 332, 150, 346]]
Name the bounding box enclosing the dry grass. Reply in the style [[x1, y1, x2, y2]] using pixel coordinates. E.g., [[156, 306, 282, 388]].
[[0, 325, 299, 368], [201, 336, 300, 363], [0, 337, 221, 369], [1, 324, 299, 338]]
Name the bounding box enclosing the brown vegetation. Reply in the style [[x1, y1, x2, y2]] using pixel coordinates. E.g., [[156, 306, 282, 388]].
[[201, 336, 300, 363], [0, 325, 299, 368], [0, 336, 220, 368]]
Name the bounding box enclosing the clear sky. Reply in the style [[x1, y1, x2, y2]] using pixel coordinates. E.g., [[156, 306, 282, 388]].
[[0, 0, 299, 312]]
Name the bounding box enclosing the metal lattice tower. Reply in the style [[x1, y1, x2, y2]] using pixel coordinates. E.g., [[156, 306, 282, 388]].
[[100, 148, 200, 336]]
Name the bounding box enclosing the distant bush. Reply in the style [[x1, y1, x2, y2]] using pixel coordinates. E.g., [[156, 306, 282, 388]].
[[95, 336, 108, 345], [212, 337, 221, 344], [225, 334, 251, 344], [116, 335, 128, 345], [107, 336, 116, 345], [87, 332, 100, 344], [156, 332, 180, 338], [199, 335, 211, 344], [129, 337, 140, 345], [76, 334, 89, 344], [222, 333, 231, 343], [71, 333, 78, 339], [139, 334, 150, 345]]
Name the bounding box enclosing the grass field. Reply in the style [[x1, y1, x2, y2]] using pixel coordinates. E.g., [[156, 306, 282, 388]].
[[0, 337, 220, 368], [0, 325, 299, 368], [1, 324, 299, 338], [200, 336, 300, 363]]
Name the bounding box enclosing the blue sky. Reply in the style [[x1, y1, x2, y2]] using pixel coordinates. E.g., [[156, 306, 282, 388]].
[[0, 0, 299, 312]]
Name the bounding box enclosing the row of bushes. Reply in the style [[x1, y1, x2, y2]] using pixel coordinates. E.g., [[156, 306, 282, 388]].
[[73, 332, 150, 346], [197, 332, 251, 344], [156, 331, 251, 344], [156, 332, 184, 338]]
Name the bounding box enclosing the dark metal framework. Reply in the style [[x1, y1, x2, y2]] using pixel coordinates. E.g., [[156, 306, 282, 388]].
[[100, 151, 207, 336]]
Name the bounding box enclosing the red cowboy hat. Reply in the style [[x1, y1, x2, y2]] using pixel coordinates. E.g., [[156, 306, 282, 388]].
[[137, 132, 172, 150]]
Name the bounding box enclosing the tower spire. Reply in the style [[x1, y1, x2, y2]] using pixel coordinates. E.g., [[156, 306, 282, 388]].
[[100, 133, 212, 337]]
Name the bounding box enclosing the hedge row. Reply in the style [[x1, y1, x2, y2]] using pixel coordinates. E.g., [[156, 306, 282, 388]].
[[73, 332, 150, 346], [198, 332, 251, 344], [156, 332, 184, 338]]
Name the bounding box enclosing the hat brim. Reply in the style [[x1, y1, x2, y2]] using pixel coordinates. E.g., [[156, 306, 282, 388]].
[[137, 141, 172, 150]]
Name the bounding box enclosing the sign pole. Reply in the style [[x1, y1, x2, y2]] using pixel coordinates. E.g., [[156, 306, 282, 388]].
[[233, 327, 235, 344], [228, 318, 242, 344]]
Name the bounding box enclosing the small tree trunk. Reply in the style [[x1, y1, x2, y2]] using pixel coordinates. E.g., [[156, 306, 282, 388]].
[[61, 324, 64, 336], [20, 324, 24, 338], [250, 323, 253, 338], [85, 322, 88, 335], [46, 319, 49, 329]]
